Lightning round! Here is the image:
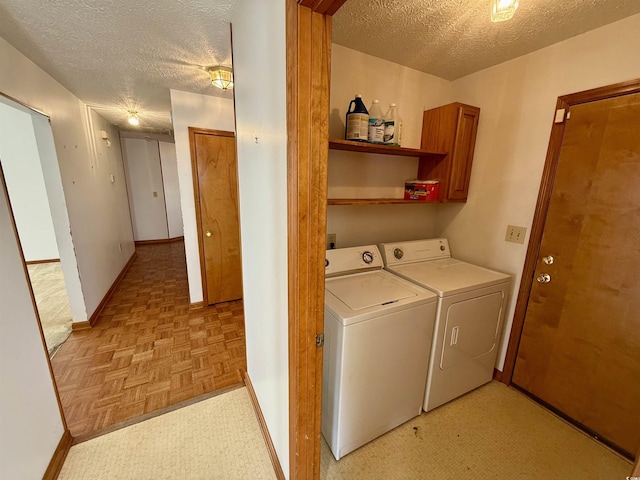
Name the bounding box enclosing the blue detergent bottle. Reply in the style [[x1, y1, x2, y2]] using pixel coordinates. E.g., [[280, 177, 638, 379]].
[[345, 95, 369, 142]]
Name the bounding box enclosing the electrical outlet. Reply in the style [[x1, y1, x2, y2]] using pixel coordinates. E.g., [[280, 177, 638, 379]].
[[505, 225, 527, 244], [327, 233, 337, 250]]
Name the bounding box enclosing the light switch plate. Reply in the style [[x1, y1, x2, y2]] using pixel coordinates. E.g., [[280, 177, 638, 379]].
[[505, 225, 527, 244]]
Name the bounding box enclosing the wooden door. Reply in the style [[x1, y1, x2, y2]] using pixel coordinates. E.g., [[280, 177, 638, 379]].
[[189, 128, 243, 305], [513, 92, 640, 457]]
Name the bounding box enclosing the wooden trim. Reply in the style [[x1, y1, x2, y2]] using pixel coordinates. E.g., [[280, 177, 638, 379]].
[[42, 429, 73, 480], [501, 78, 640, 385], [242, 370, 285, 480], [134, 236, 184, 246], [25, 258, 60, 265], [188, 127, 236, 308], [188, 301, 205, 311], [493, 368, 503, 382], [287, 2, 331, 479], [298, 0, 347, 15], [71, 320, 90, 331], [0, 164, 69, 431], [85, 251, 137, 328]]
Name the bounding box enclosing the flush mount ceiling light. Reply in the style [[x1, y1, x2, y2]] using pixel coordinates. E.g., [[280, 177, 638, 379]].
[[206, 66, 234, 91], [491, 0, 519, 22], [127, 110, 139, 126]]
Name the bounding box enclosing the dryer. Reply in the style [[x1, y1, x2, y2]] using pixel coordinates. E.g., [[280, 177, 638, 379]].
[[380, 238, 510, 412], [322, 245, 437, 460]]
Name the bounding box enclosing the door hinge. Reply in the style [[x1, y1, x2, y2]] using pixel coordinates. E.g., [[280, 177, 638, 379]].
[[554, 108, 566, 123], [316, 333, 324, 348]]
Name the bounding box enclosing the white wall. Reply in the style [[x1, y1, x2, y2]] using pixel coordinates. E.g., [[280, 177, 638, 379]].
[[0, 169, 65, 479], [0, 103, 59, 261], [121, 137, 169, 241], [159, 141, 183, 239], [232, 1, 289, 477], [0, 38, 135, 320], [170, 89, 235, 303], [441, 13, 640, 369], [0, 96, 87, 324], [327, 45, 454, 248]]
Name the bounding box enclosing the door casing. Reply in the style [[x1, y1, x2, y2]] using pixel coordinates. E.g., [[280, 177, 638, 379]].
[[188, 127, 243, 306], [501, 78, 640, 384]]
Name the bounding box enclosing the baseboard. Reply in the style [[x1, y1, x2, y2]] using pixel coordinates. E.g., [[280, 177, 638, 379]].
[[241, 369, 285, 480], [25, 258, 60, 265], [43, 429, 73, 480], [85, 251, 137, 328], [189, 301, 205, 310], [134, 236, 184, 246], [493, 368, 504, 383], [71, 321, 90, 331]]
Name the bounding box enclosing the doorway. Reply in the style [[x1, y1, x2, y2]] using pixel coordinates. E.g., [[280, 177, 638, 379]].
[[508, 81, 640, 458], [0, 95, 83, 357], [189, 128, 243, 306]]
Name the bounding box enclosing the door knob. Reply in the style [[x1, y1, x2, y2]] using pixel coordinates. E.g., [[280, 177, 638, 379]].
[[206, 231, 212, 237], [537, 273, 551, 284], [542, 255, 554, 265]]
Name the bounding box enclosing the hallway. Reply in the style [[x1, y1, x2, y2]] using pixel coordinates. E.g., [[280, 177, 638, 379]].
[[50, 241, 246, 438]]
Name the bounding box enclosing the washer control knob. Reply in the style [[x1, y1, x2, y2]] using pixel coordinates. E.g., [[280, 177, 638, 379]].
[[394, 248, 404, 259], [440, 245, 446, 251], [362, 251, 374, 264], [325, 258, 329, 268]]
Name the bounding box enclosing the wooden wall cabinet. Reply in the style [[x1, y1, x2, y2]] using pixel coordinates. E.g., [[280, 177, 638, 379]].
[[418, 102, 480, 202]]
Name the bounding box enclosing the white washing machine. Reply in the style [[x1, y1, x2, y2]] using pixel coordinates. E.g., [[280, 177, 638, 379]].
[[322, 245, 437, 460], [380, 238, 511, 412]]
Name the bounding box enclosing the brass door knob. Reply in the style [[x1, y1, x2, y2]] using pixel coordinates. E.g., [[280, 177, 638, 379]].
[[206, 231, 212, 237], [537, 273, 551, 284]]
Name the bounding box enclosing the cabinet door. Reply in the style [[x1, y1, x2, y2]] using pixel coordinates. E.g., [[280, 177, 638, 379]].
[[448, 105, 479, 201]]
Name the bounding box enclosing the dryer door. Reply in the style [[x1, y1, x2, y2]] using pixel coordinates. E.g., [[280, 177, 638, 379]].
[[440, 291, 504, 369]]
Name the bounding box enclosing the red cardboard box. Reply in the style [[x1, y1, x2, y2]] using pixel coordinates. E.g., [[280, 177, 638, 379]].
[[404, 180, 439, 201]]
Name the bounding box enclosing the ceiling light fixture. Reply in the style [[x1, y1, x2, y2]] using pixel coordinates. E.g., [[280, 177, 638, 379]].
[[491, 0, 519, 22], [207, 66, 234, 91], [127, 110, 139, 126]]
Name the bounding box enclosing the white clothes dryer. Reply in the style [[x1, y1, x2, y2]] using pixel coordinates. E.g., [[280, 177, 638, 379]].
[[322, 245, 437, 460], [380, 239, 510, 412]]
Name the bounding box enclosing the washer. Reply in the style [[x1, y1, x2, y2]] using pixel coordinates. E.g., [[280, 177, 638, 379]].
[[322, 245, 437, 460], [380, 238, 510, 412]]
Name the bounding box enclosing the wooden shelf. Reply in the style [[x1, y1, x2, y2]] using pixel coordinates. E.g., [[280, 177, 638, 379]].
[[329, 139, 445, 158], [328, 198, 440, 206]]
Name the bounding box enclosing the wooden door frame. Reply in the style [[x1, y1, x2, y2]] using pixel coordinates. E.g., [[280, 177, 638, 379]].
[[287, 1, 346, 478], [188, 127, 237, 307], [500, 78, 640, 385]]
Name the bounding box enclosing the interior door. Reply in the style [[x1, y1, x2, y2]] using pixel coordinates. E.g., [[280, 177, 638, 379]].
[[513, 93, 640, 457], [190, 128, 243, 305]]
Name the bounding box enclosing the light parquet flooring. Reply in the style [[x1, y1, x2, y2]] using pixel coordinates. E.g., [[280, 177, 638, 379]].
[[50, 241, 246, 438]]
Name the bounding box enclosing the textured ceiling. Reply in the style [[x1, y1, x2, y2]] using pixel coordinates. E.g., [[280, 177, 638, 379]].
[[2, 1, 640, 134], [333, 0, 640, 80], [0, 0, 236, 133]]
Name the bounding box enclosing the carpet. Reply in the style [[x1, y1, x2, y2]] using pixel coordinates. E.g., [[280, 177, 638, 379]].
[[27, 262, 72, 356]]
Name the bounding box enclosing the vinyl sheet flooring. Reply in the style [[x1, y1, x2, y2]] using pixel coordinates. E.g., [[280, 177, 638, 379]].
[[50, 241, 247, 438]]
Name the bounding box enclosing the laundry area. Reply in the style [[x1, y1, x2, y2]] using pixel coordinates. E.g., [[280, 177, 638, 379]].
[[319, 1, 640, 476]]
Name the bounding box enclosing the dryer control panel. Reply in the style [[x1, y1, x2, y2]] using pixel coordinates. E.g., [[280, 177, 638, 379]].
[[325, 245, 383, 277], [380, 238, 451, 266]]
